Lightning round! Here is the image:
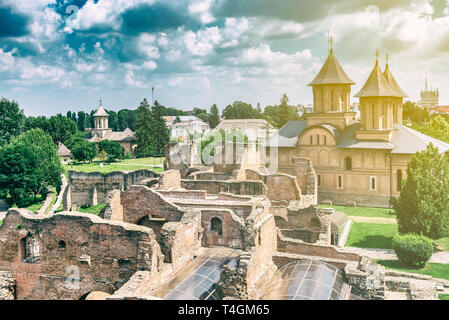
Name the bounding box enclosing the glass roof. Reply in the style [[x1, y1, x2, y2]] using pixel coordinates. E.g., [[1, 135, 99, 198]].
[[159, 248, 239, 300], [261, 259, 350, 300]]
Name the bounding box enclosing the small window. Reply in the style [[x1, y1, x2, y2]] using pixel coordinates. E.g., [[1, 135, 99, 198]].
[[370, 176, 377, 190], [323, 135, 327, 145], [58, 240, 66, 249], [211, 217, 223, 237], [258, 231, 262, 246], [344, 157, 352, 171], [317, 134, 320, 145], [317, 174, 322, 187], [337, 175, 343, 189], [310, 135, 313, 145], [21, 234, 40, 264], [397, 170, 403, 192]]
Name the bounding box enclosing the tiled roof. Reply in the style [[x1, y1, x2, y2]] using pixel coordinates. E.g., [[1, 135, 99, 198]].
[[93, 106, 109, 117], [383, 65, 408, 98], [308, 51, 355, 86], [57, 143, 72, 156], [355, 61, 398, 97]]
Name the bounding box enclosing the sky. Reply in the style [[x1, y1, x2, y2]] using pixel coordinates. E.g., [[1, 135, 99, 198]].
[[1, 0, 449, 116]]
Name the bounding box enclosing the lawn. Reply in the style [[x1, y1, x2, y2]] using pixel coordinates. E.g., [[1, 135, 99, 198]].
[[64, 157, 165, 175], [377, 259, 449, 282], [440, 294, 449, 300], [434, 237, 449, 252], [319, 205, 396, 219], [346, 222, 398, 249], [78, 204, 107, 216]]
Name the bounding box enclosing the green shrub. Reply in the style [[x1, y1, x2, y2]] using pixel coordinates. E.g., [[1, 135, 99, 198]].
[[392, 234, 433, 268]]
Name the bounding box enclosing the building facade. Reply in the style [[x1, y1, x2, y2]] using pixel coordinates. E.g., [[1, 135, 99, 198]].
[[88, 105, 135, 155], [418, 74, 439, 108], [267, 49, 449, 207]]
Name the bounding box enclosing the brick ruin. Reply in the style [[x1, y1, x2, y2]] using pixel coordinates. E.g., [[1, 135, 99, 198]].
[[0, 147, 445, 300]]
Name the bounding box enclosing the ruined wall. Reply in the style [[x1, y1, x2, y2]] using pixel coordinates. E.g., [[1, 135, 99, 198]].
[[0, 209, 163, 300], [121, 186, 184, 225], [181, 179, 266, 196], [66, 170, 160, 208], [159, 170, 181, 190], [101, 190, 123, 221], [158, 210, 203, 272], [0, 271, 15, 300], [201, 209, 244, 248], [275, 205, 330, 244]]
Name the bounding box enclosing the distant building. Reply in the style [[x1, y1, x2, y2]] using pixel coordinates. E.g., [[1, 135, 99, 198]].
[[418, 74, 439, 108], [57, 143, 73, 164], [429, 106, 449, 115], [87, 104, 135, 155], [216, 119, 276, 142], [163, 116, 210, 140]]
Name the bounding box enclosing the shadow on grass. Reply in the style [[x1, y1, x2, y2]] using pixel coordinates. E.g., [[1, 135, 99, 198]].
[[348, 235, 394, 249], [376, 259, 422, 271]]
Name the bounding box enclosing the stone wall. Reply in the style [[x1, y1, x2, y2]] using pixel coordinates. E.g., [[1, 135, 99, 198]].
[[0, 209, 163, 300], [121, 185, 184, 225], [319, 191, 391, 208], [159, 170, 181, 190], [275, 206, 330, 244], [181, 179, 266, 196], [201, 209, 244, 248], [0, 271, 15, 300], [65, 170, 160, 209], [158, 210, 203, 272], [101, 190, 123, 221]]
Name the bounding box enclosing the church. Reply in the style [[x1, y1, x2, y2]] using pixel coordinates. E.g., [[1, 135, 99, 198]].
[[87, 104, 135, 155], [267, 44, 449, 207]]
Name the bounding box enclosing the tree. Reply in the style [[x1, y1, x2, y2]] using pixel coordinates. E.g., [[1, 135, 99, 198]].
[[135, 99, 155, 158], [25, 116, 49, 132], [13, 129, 63, 194], [151, 101, 170, 156], [193, 107, 209, 123], [0, 98, 25, 147], [98, 140, 124, 163], [412, 115, 449, 144], [263, 94, 300, 128], [0, 144, 42, 205], [71, 140, 97, 163], [392, 143, 449, 239], [403, 101, 430, 124], [208, 104, 220, 129], [222, 101, 261, 119], [47, 114, 78, 144]]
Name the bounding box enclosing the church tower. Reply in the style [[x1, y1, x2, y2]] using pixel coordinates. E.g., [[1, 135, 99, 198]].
[[306, 34, 356, 130], [383, 53, 407, 125], [355, 50, 400, 142], [91, 100, 112, 138]]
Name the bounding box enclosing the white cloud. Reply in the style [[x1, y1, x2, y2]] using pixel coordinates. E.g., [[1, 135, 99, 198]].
[[143, 61, 158, 70], [183, 27, 221, 56], [138, 33, 161, 59], [188, 0, 215, 24], [125, 70, 146, 88]]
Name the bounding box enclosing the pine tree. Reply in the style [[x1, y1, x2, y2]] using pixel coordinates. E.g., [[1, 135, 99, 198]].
[[135, 98, 155, 158], [150, 101, 170, 156], [208, 104, 220, 129]]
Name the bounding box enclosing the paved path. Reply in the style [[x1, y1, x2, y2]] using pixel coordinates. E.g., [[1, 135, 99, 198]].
[[344, 247, 449, 264], [349, 216, 397, 224], [0, 199, 8, 221], [49, 174, 67, 214], [37, 192, 54, 215]]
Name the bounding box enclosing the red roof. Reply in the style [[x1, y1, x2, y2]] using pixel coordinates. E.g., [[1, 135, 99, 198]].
[[431, 106, 449, 113]]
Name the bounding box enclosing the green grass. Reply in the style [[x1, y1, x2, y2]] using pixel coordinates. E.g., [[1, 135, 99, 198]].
[[319, 205, 396, 219], [10, 194, 45, 213], [377, 260, 449, 282], [64, 157, 165, 175], [78, 204, 107, 216], [346, 222, 398, 249], [0, 220, 3, 227], [439, 294, 449, 300], [434, 237, 449, 252]]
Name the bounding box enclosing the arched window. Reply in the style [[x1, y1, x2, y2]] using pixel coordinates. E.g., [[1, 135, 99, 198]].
[[397, 169, 403, 192], [58, 240, 66, 249], [211, 217, 223, 237], [21, 234, 40, 263], [344, 157, 352, 170]]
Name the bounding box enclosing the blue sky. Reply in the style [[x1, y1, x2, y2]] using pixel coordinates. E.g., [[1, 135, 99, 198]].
[[1, 0, 449, 116]]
